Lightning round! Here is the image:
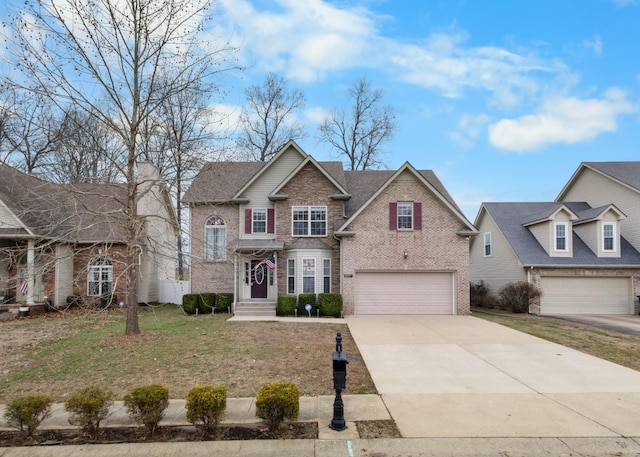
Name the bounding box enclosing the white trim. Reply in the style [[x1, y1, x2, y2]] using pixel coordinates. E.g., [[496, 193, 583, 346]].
[[554, 222, 569, 252], [602, 222, 616, 252], [483, 232, 492, 257]]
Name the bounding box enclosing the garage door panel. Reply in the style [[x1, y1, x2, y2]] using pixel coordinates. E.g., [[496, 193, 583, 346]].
[[541, 277, 630, 315], [355, 272, 453, 315]]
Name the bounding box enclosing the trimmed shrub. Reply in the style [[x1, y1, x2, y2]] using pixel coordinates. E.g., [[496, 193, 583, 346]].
[[185, 385, 226, 438], [277, 295, 297, 316], [215, 293, 234, 312], [123, 384, 169, 436], [100, 293, 117, 309], [469, 282, 488, 307], [318, 293, 343, 318], [65, 385, 114, 437], [4, 395, 52, 439], [255, 382, 299, 432], [498, 281, 542, 313], [66, 295, 83, 309], [182, 294, 199, 315], [297, 293, 317, 314], [199, 293, 217, 313]]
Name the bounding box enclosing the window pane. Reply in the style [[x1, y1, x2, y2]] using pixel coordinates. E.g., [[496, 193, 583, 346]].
[[205, 221, 226, 260], [293, 208, 309, 236], [397, 202, 413, 229], [604, 224, 614, 250], [303, 259, 315, 293], [252, 209, 266, 233], [555, 224, 566, 250]]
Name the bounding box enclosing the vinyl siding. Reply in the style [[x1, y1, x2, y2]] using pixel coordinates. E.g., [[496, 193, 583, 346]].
[[561, 168, 640, 252], [470, 210, 526, 296], [574, 222, 598, 255]]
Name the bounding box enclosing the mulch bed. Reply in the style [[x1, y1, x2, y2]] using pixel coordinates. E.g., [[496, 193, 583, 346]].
[[0, 422, 318, 447]]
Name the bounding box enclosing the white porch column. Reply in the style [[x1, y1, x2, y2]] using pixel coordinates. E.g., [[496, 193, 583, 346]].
[[26, 240, 35, 305]]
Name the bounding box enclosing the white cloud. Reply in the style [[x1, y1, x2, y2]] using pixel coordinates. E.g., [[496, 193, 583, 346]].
[[448, 113, 491, 149], [215, 0, 384, 82], [305, 106, 331, 126], [583, 35, 603, 56], [488, 88, 637, 152]]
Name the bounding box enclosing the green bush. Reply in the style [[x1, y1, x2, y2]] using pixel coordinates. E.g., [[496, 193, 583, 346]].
[[3, 395, 52, 439], [198, 293, 217, 313], [318, 293, 343, 318], [255, 382, 299, 432], [499, 281, 542, 313], [185, 385, 226, 438], [297, 293, 317, 314], [123, 384, 169, 436], [276, 295, 297, 316], [215, 293, 234, 312], [182, 294, 199, 315], [65, 385, 114, 437], [66, 295, 83, 309], [100, 293, 118, 309]]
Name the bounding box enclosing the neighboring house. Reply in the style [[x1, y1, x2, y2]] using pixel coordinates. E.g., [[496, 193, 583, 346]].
[[471, 201, 640, 315], [183, 141, 477, 315], [0, 162, 178, 309]]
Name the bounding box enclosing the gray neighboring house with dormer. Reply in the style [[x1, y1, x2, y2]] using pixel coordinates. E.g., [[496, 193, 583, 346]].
[[471, 163, 640, 315]]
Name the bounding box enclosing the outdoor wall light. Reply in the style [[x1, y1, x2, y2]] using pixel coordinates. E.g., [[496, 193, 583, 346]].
[[403, 249, 408, 259]]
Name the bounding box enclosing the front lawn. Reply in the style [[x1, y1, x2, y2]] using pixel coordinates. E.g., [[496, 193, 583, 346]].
[[0, 305, 376, 403]]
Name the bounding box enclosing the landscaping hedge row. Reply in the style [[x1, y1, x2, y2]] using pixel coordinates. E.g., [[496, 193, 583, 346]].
[[4, 382, 299, 441], [276, 293, 343, 318], [182, 293, 234, 315]]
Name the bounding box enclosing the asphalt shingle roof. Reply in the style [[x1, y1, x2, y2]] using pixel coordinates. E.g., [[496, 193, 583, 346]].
[[483, 201, 640, 266], [585, 162, 640, 191]]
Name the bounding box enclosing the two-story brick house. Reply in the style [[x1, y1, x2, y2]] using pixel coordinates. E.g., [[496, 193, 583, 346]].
[[184, 141, 477, 315]]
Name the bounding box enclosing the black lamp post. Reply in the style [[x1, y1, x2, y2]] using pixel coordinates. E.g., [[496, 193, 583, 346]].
[[330, 332, 348, 431]]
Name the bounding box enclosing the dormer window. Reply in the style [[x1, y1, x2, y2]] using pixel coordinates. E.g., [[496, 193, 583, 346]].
[[603, 223, 615, 252], [555, 223, 568, 252]]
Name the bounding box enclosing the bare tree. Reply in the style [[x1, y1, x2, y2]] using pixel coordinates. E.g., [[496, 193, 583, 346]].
[[319, 77, 396, 170], [49, 107, 125, 184], [238, 72, 306, 161], [3, 0, 238, 334], [1, 88, 63, 174]]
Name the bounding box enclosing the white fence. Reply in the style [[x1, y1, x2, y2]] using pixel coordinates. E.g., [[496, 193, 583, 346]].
[[158, 279, 190, 304]]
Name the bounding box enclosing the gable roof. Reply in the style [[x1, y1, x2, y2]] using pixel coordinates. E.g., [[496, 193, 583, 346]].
[[337, 162, 477, 235], [557, 162, 640, 200], [522, 203, 578, 226], [0, 163, 171, 243], [270, 155, 350, 199], [480, 201, 640, 267]]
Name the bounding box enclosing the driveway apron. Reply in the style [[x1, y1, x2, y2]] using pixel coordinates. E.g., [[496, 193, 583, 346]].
[[346, 315, 640, 438]]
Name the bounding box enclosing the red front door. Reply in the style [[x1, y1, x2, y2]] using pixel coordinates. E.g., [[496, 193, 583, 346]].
[[251, 261, 268, 299]]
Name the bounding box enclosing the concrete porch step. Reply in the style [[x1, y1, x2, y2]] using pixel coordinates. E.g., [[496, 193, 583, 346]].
[[234, 302, 277, 317]]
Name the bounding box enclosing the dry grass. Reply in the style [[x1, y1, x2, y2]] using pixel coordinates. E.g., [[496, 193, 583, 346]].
[[0, 305, 376, 403], [475, 310, 640, 371]]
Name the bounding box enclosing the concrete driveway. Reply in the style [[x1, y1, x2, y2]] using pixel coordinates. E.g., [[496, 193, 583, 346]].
[[345, 315, 640, 438], [549, 314, 640, 336]]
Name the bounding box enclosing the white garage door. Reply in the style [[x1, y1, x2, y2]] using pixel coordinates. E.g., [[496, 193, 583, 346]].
[[540, 276, 631, 315], [354, 271, 454, 314]]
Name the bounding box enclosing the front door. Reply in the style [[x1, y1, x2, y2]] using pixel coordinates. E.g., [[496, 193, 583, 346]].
[[251, 260, 268, 299]]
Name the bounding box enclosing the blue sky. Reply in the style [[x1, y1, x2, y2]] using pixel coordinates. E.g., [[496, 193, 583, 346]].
[[209, 0, 640, 219], [2, 0, 640, 220]]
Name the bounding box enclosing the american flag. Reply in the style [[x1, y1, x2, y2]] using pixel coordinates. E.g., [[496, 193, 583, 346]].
[[254, 256, 276, 270], [20, 272, 28, 295]]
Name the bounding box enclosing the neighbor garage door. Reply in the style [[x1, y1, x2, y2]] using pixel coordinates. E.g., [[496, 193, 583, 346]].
[[354, 271, 454, 314], [540, 276, 630, 315]]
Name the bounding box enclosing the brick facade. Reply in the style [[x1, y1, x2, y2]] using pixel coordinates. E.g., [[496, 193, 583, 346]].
[[275, 163, 343, 294], [340, 172, 471, 315], [190, 204, 238, 295]]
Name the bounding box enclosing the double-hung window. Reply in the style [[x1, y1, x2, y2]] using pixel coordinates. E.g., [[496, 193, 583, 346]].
[[323, 258, 331, 293], [205, 216, 226, 260], [88, 255, 112, 296], [483, 232, 492, 257], [302, 258, 315, 293], [603, 223, 615, 251], [390, 202, 422, 230], [287, 259, 295, 294], [252, 209, 266, 233], [555, 223, 568, 251], [293, 206, 327, 236]]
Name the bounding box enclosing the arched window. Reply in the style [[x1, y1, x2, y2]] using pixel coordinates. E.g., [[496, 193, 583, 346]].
[[205, 216, 226, 260], [88, 255, 113, 296]]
